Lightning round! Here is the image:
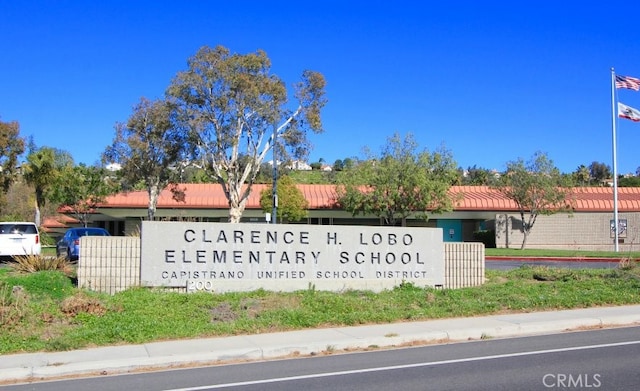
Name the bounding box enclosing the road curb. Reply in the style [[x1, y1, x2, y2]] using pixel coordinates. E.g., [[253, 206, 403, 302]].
[[2, 307, 640, 384]]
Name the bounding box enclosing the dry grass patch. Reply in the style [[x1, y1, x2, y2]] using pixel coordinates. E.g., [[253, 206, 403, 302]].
[[60, 292, 108, 317], [210, 302, 238, 323], [0, 284, 29, 326], [210, 294, 302, 323]]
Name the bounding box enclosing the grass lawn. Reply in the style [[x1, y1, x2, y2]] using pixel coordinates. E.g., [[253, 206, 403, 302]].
[[485, 248, 640, 259], [1, 250, 639, 355]]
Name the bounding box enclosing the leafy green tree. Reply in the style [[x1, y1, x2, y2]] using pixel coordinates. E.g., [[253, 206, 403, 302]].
[[259, 175, 308, 223], [309, 162, 322, 170], [167, 45, 326, 223], [0, 119, 25, 213], [3, 181, 36, 222], [49, 164, 119, 227], [461, 165, 496, 185], [332, 159, 344, 171], [238, 154, 273, 184], [336, 133, 458, 226], [342, 158, 356, 170], [493, 152, 574, 249], [19, 139, 75, 226], [254, 162, 274, 184], [618, 176, 640, 187], [573, 164, 591, 186], [589, 161, 611, 185], [104, 97, 189, 221], [185, 167, 210, 183]]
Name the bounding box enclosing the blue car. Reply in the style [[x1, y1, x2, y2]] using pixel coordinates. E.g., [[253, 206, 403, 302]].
[[56, 227, 110, 261]]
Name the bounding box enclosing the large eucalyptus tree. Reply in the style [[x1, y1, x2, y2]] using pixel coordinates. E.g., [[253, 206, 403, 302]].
[[104, 97, 188, 221], [167, 45, 326, 222]]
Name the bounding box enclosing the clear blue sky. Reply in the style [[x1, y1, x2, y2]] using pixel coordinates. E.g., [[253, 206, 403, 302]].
[[3, 1, 640, 175]]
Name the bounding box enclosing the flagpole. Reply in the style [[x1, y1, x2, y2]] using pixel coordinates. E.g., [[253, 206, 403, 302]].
[[610, 67, 619, 252]]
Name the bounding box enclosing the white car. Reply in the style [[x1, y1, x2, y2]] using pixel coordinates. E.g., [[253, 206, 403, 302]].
[[0, 222, 42, 259]]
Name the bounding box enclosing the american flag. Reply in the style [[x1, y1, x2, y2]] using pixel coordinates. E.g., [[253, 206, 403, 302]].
[[615, 75, 640, 91]]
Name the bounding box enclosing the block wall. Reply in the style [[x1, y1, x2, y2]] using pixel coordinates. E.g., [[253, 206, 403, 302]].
[[78, 238, 485, 294], [495, 212, 640, 251]]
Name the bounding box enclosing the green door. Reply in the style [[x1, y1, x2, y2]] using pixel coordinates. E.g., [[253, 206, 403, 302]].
[[437, 220, 463, 242]]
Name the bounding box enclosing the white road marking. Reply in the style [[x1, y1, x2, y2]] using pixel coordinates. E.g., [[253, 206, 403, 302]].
[[165, 340, 640, 390]]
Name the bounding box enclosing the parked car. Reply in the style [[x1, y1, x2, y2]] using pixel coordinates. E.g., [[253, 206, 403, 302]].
[[56, 227, 110, 261], [0, 222, 42, 260]]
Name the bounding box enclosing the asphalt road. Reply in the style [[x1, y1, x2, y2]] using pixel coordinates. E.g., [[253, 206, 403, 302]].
[[5, 326, 639, 391], [486, 259, 622, 270]]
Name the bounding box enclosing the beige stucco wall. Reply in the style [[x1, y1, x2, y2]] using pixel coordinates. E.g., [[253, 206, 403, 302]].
[[495, 212, 640, 251], [78, 237, 485, 295]]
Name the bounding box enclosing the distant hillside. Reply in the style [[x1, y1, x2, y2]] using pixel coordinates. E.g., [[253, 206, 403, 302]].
[[283, 169, 336, 184]]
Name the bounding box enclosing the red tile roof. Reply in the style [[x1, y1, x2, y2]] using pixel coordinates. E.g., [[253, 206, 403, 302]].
[[42, 214, 79, 227], [41, 215, 80, 233], [99, 184, 640, 212]]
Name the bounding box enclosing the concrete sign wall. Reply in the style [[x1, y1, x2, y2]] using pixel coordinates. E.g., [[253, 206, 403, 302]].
[[140, 221, 444, 293]]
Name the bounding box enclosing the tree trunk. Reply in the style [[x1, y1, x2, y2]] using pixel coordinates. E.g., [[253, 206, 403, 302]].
[[148, 186, 160, 221], [229, 206, 242, 223], [35, 190, 44, 227], [81, 212, 89, 227], [228, 190, 249, 223], [520, 231, 529, 250], [34, 205, 41, 227]]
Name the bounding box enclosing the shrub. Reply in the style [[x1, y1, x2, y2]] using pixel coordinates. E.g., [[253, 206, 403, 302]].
[[38, 230, 57, 246], [10, 254, 73, 275], [0, 283, 29, 326], [473, 229, 496, 248]]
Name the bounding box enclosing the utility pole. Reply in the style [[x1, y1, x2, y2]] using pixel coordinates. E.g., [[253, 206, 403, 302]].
[[271, 122, 278, 224]]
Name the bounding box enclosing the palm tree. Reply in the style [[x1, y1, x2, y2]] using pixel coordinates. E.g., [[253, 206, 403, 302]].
[[22, 148, 57, 226]]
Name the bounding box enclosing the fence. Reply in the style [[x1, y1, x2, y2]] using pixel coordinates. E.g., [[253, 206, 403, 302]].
[[78, 237, 485, 295]]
